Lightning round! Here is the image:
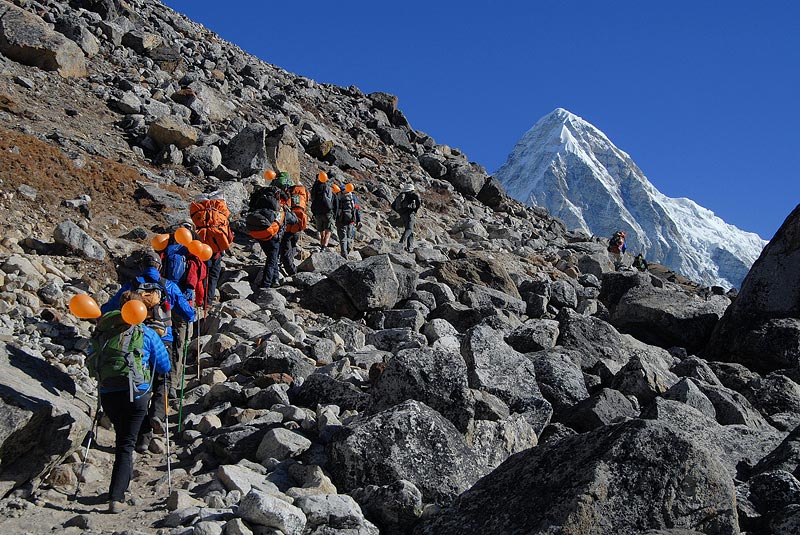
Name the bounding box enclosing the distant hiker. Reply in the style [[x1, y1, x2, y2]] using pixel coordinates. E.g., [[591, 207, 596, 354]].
[[246, 177, 296, 288], [633, 253, 648, 272], [159, 225, 206, 367], [101, 251, 195, 451], [276, 171, 310, 277], [334, 182, 361, 259], [189, 189, 233, 305], [89, 291, 171, 513], [392, 182, 422, 252], [607, 230, 627, 269], [310, 171, 335, 248]]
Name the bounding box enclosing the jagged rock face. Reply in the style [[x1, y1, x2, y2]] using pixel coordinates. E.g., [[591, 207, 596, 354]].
[[708, 204, 800, 372], [496, 108, 766, 289], [415, 419, 739, 535]]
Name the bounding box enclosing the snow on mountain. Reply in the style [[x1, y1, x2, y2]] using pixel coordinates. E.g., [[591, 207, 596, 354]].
[[495, 108, 767, 288]]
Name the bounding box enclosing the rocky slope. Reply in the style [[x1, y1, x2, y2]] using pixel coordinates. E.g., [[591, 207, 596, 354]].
[[495, 108, 767, 289], [0, 1, 799, 534]]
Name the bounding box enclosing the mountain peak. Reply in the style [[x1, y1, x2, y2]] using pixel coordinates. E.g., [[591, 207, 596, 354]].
[[496, 111, 766, 288]]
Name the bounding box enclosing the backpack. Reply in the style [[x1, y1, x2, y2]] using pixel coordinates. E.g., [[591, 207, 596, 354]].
[[249, 186, 282, 211], [161, 243, 188, 285], [190, 199, 232, 254], [337, 192, 356, 226], [246, 206, 285, 241], [285, 185, 310, 233], [393, 192, 420, 214], [88, 310, 150, 400], [133, 278, 172, 337], [607, 235, 623, 254], [311, 181, 333, 214]]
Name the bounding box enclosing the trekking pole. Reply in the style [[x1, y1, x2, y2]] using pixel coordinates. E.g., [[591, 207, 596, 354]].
[[177, 335, 189, 432], [164, 386, 172, 495], [74, 398, 100, 499]]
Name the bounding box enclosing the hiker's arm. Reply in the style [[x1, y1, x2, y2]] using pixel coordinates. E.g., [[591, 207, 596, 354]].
[[170, 285, 196, 322], [145, 328, 171, 374]]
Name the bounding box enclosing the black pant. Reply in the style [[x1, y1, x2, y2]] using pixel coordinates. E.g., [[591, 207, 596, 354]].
[[400, 212, 416, 250], [259, 237, 281, 287], [279, 232, 300, 275], [100, 390, 151, 502], [206, 254, 223, 305], [139, 343, 172, 436]]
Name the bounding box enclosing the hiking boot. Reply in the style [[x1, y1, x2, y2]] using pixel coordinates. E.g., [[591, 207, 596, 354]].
[[108, 500, 125, 513], [135, 433, 151, 453]]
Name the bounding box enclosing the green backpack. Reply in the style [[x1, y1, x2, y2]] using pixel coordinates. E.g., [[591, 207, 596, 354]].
[[88, 311, 150, 400]]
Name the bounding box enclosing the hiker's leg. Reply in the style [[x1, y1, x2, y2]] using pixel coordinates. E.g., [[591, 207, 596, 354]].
[[172, 314, 188, 373], [260, 238, 280, 287], [284, 233, 299, 275], [407, 212, 416, 249], [206, 254, 223, 304], [337, 226, 346, 258], [103, 391, 150, 502]]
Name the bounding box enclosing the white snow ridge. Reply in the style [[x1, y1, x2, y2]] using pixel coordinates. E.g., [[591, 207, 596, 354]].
[[495, 108, 767, 289]]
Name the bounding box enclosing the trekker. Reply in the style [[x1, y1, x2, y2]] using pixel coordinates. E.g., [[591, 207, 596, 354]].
[[246, 177, 295, 288], [633, 253, 648, 272], [310, 171, 335, 248], [392, 182, 422, 252], [159, 225, 206, 368], [276, 171, 310, 277], [101, 251, 195, 451], [334, 182, 360, 259], [89, 291, 170, 513], [607, 230, 627, 269], [189, 189, 234, 306]]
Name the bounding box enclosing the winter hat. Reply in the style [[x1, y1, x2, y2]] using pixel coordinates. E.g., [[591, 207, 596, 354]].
[[276, 171, 294, 188], [142, 251, 162, 268], [402, 183, 415, 193]]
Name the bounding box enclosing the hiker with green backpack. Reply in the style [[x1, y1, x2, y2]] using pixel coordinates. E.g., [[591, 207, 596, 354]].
[[88, 291, 171, 513], [101, 251, 195, 452]]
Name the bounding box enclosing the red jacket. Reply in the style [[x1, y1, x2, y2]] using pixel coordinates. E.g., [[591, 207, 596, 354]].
[[185, 255, 207, 307]]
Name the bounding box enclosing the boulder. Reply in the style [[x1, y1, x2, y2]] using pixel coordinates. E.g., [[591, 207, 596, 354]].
[[527, 348, 589, 413], [223, 124, 268, 176], [53, 220, 106, 260], [697, 382, 773, 429], [506, 319, 560, 353], [298, 250, 347, 274], [708, 203, 800, 372], [461, 325, 549, 418], [147, 116, 198, 149], [184, 145, 222, 174], [611, 350, 679, 405], [741, 373, 800, 431], [643, 398, 785, 478], [369, 346, 474, 432], [294, 494, 377, 533], [556, 308, 632, 377], [328, 400, 483, 504], [256, 428, 312, 462], [752, 424, 800, 478], [611, 284, 730, 353], [416, 419, 738, 535], [469, 414, 538, 471], [661, 378, 717, 419], [329, 255, 417, 313], [0, 343, 91, 496], [0, 2, 86, 77], [294, 373, 370, 413], [238, 489, 307, 535], [265, 124, 301, 183], [433, 253, 520, 300], [559, 388, 639, 432], [459, 283, 526, 315], [349, 480, 423, 535], [240, 341, 316, 382]]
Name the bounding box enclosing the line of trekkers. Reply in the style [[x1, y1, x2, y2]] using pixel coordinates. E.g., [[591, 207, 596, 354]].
[[85, 170, 423, 511]]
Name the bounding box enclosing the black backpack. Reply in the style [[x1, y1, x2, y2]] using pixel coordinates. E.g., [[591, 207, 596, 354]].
[[311, 181, 333, 213], [337, 192, 356, 225], [249, 186, 281, 212], [394, 192, 420, 214]]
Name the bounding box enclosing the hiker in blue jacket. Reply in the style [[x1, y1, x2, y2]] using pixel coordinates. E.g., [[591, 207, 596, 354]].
[[102, 251, 195, 451], [96, 291, 171, 513]]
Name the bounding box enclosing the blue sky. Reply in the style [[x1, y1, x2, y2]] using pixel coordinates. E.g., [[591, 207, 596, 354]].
[[162, 1, 799, 240]]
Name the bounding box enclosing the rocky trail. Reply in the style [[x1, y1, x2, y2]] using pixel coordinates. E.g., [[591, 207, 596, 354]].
[[1, 0, 800, 534]]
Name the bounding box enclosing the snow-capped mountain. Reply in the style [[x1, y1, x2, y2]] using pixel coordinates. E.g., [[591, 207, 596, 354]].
[[495, 108, 767, 289]]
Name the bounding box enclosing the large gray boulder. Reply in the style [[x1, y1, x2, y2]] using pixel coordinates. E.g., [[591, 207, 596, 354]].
[[611, 284, 730, 352], [556, 308, 632, 377], [223, 124, 268, 176], [527, 348, 589, 413], [53, 220, 106, 260], [0, 2, 87, 77], [461, 325, 550, 420], [329, 255, 417, 313], [0, 343, 91, 496], [369, 346, 474, 432], [328, 400, 483, 504], [559, 387, 639, 433], [708, 203, 800, 372], [415, 419, 739, 535], [644, 398, 785, 478]]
